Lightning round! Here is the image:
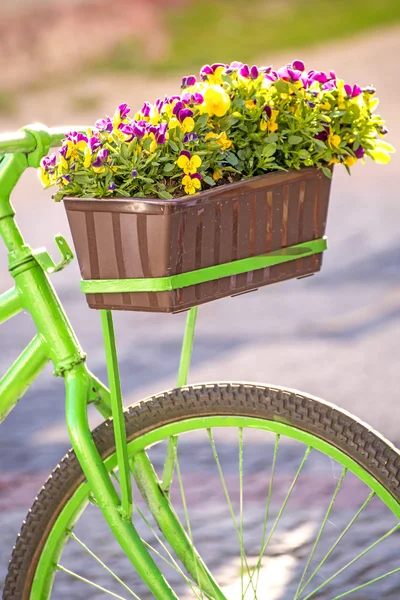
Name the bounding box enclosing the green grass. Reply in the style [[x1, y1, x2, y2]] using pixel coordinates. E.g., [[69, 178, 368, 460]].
[[93, 0, 400, 76]]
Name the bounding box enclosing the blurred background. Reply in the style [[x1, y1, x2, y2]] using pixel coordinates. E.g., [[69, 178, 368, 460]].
[[0, 1, 400, 597]]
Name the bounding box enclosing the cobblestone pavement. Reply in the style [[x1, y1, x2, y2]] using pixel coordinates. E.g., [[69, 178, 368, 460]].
[[1, 27, 400, 598]]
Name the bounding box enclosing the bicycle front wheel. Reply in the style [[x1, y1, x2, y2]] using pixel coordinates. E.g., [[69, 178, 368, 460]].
[[4, 383, 400, 599]]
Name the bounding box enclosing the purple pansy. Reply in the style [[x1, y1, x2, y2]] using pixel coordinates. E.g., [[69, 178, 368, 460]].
[[181, 92, 192, 104], [192, 92, 204, 104], [322, 80, 337, 91], [65, 132, 88, 144], [379, 126, 388, 135], [177, 108, 193, 123], [363, 85, 376, 94], [292, 60, 305, 71], [155, 123, 167, 144], [200, 64, 213, 79], [183, 132, 199, 143], [92, 149, 109, 168], [59, 145, 68, 158], [181, 75, 197, 87], [314, 130, 329, 142], [62, 175, 71, 183], [287, 68, 302, 82], [95, 116, 113, 133], [191, 173, 202, 181], [310, 71, 328, 84], [141, 102, 152, 117], [250, 65, 259, 79], [41, 153, 57, 171], [88, 136, 102, 153], [131, 169, 137, 178], [108, 181, 116, 191], [239, 64, 250, 78], [173, 101, 185, 115], [117, 103, 130, 119], [180, 150, 191, 159], [354, 146, 365, 159], [263, 105, 272, 118]]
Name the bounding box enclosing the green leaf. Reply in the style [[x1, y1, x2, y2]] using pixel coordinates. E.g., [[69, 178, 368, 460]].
[[314, 139, 327, 149], [168, 139, 179, 152], [163, 163, 176, 174], [265, 133, 278, 143], [322, 166, 333, 179], [196, 114, 209, 130], [53, 192, 64, 202], [225, 152, 238, 166], [298, 149, 310, 159], [288, 135, 303, 145], [203, 175, 217, 186], [157, 190, 173, 199], [263, 143, 277, 157], [274, 79, 288, 94]]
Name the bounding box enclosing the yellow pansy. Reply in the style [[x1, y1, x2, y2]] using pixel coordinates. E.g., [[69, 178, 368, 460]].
[[207, 66, 225, 85], [344, 156, 358, 167], [83, 147, 91, 168], [204, 85, 231, 117], [245, 99, 257, 110], [181, 117, 195, 133], [66, 139, 86, 160], [182, 175, 201, 195], [168, 118, 180, 130], [60, 154, 68, 170], [38, 167, 50, 186], [328, 157, 340, 165], [320, 101, 331, 110], [260, 119, 268, 131], [177, 152, 202, 175], [328, 132, 341, 149], [213, 169, 223, 182], [205, 131, 233, 150], [267, 109, 279, 133]]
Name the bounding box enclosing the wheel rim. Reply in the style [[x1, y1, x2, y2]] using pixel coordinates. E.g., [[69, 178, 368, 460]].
[[31, 416, 400, 599]]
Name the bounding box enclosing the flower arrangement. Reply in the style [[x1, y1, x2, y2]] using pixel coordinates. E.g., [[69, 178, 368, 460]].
[[39, 60, 395, 200]]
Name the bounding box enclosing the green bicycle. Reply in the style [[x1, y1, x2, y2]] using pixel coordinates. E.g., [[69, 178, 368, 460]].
[[0, 125, 399, 599]]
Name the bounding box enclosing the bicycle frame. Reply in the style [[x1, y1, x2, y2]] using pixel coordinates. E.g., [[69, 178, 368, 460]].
[[0, 125, 224, 600]]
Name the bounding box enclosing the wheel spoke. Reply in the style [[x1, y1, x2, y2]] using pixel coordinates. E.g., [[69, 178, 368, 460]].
[[56, 563, 129, 599], [302, 522, 400, 599], [176, 450, 205, 600], [68, 531, 140, 599], [243, 446, 312, 598], [331, 567, 400, 599], [298, 490, 376, 596], [134, 501, 202, 599], [113, 464, 202, 598], [207, 428, 258, 598], [294, 466, 348, 599], [254, 433, 280, 592]]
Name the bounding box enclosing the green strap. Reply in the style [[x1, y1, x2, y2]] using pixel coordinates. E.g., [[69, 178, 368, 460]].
[[81, 237, 327, 294]]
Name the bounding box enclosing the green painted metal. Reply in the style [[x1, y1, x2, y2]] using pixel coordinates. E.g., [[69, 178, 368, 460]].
[[0, 124, 88, 154], [32, 414, 400, 599], [34, 235, 74, 274], [0, 335, 49, 422], [64, 364, 178, 600], [101, 310, 132, 520], [177, 306, 198, 388], [81, 238, 328, 293], [132, 450, 227, 600], [0, 286, 21, 324], [161, 306, 198, 494]]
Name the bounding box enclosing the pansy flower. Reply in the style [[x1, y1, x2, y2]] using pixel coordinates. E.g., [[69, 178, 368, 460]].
[[182, 173, 202, 195], [177, 150, 202, 175]]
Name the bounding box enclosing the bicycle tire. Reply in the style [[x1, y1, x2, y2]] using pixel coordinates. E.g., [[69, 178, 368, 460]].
[[4, 382, 400, 599]]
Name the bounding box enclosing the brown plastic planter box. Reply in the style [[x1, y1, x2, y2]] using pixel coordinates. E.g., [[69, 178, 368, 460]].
[[64, 167, 332, 313]]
